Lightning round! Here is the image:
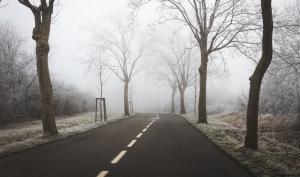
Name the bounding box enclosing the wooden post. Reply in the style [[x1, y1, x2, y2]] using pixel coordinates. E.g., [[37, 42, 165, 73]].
[[103, 98, 107, 121], [100, 99, 103, 121], [95, 98, 98, 123], [95, 98, 107, 122]]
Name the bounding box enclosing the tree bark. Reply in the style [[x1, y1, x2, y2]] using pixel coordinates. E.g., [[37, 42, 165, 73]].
[[99, 63, 103, 98], [179, 87, 186, 114], [124, 80, 130, 116], [198, 52, 208, 123], [18, 0, 58, 136], [34, 21, 58, 136], [245, 0, 273, 149]]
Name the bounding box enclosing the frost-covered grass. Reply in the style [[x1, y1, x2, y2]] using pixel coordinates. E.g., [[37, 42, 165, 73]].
[[0, 112, 133, 158], [181, 113, 300, 177]]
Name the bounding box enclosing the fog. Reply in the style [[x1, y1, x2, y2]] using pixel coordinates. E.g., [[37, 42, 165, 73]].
[[0, 0, 294, 113]]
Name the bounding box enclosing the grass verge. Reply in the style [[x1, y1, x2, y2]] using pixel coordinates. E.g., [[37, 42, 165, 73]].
[[181, 113, 300, 177], [0, 112, 134, 158]]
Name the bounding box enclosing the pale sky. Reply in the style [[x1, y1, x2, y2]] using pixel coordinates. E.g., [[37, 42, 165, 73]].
[[0, 0, 295, 112]]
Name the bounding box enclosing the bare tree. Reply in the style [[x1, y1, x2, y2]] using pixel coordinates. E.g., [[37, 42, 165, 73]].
[[259, 2, 300, 129], [82, 43, 109, 98], [0, 22, 38, 119], [155, 69, 177, 113], [160, 37, 195, 114], [193, 71, 198, 116], [0, 22, 23, 119], [18, 0, 58, 136], [132, 0, 253, 123], [245, 0, 273, 149], [100, 21, 147, 116]]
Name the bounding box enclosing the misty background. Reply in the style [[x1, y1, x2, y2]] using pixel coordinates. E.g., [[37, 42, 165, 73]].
[[0, 0, 295, 115]]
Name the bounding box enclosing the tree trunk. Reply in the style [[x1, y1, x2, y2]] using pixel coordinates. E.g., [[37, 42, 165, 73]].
[[124, 81, 129, 116], [245, 0, 273, 149], [294, 69, 300, 130], [179, 87, 186, 114], [35, 34, 58, 136], [18, 0, 58, 136], [100, 83, 103, 98], [33, 13, 58, 136], [99, 65, 103, 98], [171, 88, 176, 113], [194, 72, 197, 116], [198, 52, 208, 123]]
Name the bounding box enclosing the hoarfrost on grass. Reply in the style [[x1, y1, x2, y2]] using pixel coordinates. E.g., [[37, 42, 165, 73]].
[[0, 112, 132, 157], [181, 112, 300, 177]]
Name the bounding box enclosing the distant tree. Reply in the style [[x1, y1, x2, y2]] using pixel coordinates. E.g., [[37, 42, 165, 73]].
[[100, 20, 147, 116], [131, 0, 253, 123], [82, 43, 109, 98], [0, 22, 37, 121], [160, 37, 195, 114], [0, 22, 23, 119], [52, 80, 92, 116], [245, 0, 273, 149], [155, 70, 177, 113], [259, 2, 300, 129], [18, 0, 58, 136]]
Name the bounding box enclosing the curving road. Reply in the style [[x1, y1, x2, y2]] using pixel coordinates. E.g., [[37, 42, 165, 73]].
[[0, 113, 254, 177]]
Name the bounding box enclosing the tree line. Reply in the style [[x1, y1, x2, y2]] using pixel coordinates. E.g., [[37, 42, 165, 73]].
[[0, 22, 92, 125], [1, 0, 299, 150], [131, 0, 298, 150]]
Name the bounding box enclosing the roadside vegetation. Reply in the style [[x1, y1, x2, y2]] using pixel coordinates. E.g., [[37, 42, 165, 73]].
[[0, 22, 92, 125], [182, 113, 300, 177], [0, 0, 299, 174], [0, 112, 132, 158]]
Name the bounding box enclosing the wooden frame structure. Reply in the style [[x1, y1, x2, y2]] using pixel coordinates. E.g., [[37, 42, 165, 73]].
[[95, 98, 107, 122]]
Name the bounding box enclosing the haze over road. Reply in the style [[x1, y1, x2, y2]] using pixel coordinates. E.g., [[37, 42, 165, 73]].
[[0, 114, 253, 177]]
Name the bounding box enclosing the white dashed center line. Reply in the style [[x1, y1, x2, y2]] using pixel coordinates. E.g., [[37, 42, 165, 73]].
[[136, 133, 143, 138], [97, 171, 109, 177], [127, 139, 137, 148], [111, 150, 127, 164], [97, 116, 160, 176]]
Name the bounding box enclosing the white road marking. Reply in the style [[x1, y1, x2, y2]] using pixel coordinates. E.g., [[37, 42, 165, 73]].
[[142, 128, 147, 132], [111, 150, 127, 164], [127, 139, 137, 148], [146, 125, 150, 128], [136, 133, 143, 138], [97, 171, 109, 177]]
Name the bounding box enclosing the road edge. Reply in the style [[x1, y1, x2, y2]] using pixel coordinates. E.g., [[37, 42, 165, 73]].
[[176, 113, 257, 177], [0, 114, 137, 160]]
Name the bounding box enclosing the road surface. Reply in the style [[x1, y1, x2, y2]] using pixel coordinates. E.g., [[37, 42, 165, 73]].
[[0, 113, 254, 177]]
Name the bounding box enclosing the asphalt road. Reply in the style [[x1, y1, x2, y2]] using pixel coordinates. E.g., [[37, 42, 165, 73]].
[[0, 113, 254, 177]]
